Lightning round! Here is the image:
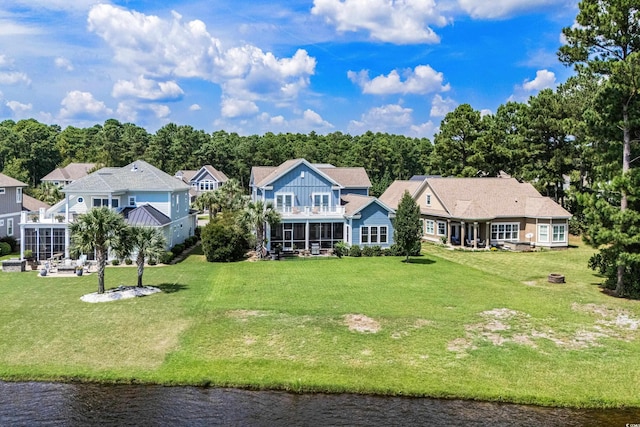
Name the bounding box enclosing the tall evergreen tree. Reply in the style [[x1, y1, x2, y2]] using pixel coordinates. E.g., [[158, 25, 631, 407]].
[[393, 191, 422, 262]]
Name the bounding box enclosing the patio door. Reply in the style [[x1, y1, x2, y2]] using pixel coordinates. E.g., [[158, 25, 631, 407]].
[[283, 229, 293, 251]]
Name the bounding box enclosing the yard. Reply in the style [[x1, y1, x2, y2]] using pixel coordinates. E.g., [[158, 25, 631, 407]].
[[0, 237, 638, 408]]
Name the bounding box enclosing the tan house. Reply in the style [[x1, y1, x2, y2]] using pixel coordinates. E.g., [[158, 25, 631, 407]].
[[41, 163, 96, 188], [380, 177, 572, 249]]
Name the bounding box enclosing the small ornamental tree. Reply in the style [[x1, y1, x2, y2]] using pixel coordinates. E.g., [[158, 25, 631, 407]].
[[393, 191, 422, 262], [201, 214, 249, 262]]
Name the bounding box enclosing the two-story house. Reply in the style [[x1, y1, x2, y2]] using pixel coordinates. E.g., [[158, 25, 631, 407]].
[[250, 159, 395, 253], [0, 173, 26, 244], [20, 160, 197, 261], [175, 165, 228, 203], [41, 163, 96, 188]]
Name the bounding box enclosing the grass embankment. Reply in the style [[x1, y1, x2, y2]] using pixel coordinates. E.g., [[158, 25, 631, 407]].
[[0, 238, 639, 408]]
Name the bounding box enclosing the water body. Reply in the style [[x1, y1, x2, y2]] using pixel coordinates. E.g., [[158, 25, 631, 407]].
[[1, 381, 638, 426]]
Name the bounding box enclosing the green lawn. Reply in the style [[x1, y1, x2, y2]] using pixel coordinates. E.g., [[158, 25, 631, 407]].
[[0, 239, 639, 408]]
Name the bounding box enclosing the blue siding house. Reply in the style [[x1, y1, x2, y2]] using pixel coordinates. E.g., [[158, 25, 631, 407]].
[[250, 159, 395, 252]]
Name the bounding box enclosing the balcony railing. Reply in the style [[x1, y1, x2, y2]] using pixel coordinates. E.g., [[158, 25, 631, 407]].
[[20, 211, 73, 225], [275, 205, 345, 217]]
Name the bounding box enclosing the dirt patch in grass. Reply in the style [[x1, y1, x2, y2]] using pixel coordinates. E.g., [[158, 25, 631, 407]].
[[227, 310, 270, 320], [344, 314, 380, 333], [448, 305, 640, 357]]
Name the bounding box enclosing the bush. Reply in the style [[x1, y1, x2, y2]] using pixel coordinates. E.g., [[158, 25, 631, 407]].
[[111, 259, 120, 266], [333, 242, 349, 258], [371, 245, 382, 257], [185, 236, 198, 247], [361, 246, 375, 257], [385, 244, 401, 256], [194, 226, 202, 239], [23, 249, 33, 260], [201, 214, 249, 262], [349, 245, 362, 257], [0, 236, 17, 252], [148, 258, 157, 266], [160, 251, 174, 264], [171, 244, 185, 255], [124, 258, 133, 265], [0, 242, 11, 256]]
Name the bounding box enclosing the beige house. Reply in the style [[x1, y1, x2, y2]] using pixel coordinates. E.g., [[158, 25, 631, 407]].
[[41, 163, 96, 188], [380, 177, 572, 249]]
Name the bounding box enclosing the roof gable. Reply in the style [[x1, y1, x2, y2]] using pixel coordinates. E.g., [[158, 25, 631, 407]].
[[0, 173, 27, 187], [251, 159, 371, 189], [191, 165, 229, 184], [42, 163, 96, 182], [342, 194, 394, 217]]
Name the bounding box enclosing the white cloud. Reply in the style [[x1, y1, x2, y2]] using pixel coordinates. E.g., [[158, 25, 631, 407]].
[[54, 57, 74, 71], [221, 98, 259, 118], [311, 0, 447, 44], [508, 69, 557, 102], [348, 104, 414, 134], [349, 65, 449, 95], [430, 94, 457, 117], [458, 0, 563, 19], [0, 71, 31, 85], [189, 104, 201, 111], [6, 100, 32, 114], [302, 109, 334, 128], [112, 75, 184, 101], [7, 0, 97, 12], [148, 104, 171, 119], [0, 55, 14, 67], [522, 69, 556, 91], [88, 4, 316, 114], [0, 19, 41, 36], [410, 121, 438, 139], [59, 90, 113, 119]]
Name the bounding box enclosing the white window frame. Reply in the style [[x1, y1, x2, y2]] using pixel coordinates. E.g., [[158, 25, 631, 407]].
[[0, 188, 5, 195], [552, 224, 567, 243], [538, 224, 549, 243], [77, 197, 84, 203], [199, 180, 216, 191], [360, 225, 388, 245], [426, 194, 431, 206], [437, 221, 447, 236], [491, 222, 519, 241], [425, 219, 435, 235], [0, 219, 4, 226], [16, 187, 22, 203], [312, 192, 331, 211], [92, 197, 119, 208], [275, 193, 294, 213], [7, 218, 13, 236], [128, 196, 137, 206]]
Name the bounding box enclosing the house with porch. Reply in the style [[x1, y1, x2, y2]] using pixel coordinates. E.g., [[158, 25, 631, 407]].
[[175, 165, 228, 203], [20, 160, 197, 261], [0, 173, 26, 244], [380, 177, 572, 249], [250, 159, 394, 253]]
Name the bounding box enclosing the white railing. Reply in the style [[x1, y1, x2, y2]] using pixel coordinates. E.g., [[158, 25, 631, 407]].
[[20, 210, 72, 225], [275, 205, 345, 217]]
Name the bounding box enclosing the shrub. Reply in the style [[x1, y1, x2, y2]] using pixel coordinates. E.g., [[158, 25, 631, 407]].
[[0, 242, 11, 256], [385, 244, 401, 256], [124, 258, 133, 265], [148, 258, 157, 266], [160, 251, 174, 264], [371, 245, 382, 257], [23, 249, 33, 260], [362, 246, 375, 257], [201, 214, 249, 262], [0, 236, 17, 252], [171, 244, 185, 255], [194, 226, 202, 239], [111, 259, 120, 266], [333, 242, 349, 258], [349, 245, 362, 257]]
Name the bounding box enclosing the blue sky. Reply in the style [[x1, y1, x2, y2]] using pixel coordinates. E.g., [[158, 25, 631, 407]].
[[0, 0, 578, 139]]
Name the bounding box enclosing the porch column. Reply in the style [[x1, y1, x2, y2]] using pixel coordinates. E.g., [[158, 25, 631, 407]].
[[64, 226, 70, 259], [473, 222, 478, 249], [19, 223, 25, 260], [485, 222, 491, 250], [461, 221, 466, 247], [65, 193, 70, 222], [446, 219, 451, 245], [305, 220, 309, 251]]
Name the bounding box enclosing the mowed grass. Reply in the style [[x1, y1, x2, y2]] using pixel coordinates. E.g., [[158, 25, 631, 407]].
[[1, 239, 639, 408]]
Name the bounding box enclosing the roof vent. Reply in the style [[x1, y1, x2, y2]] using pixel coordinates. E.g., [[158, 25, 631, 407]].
[[131, 163, 138, 172]]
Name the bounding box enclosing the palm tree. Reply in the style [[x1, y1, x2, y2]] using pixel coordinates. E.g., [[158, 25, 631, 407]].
[[118, 226, 167, 287], [242, 200, 281, 259], [194, 191, 219, 221], [70, 207, 127, 294]]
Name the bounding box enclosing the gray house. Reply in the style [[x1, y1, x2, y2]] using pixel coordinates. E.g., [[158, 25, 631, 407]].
[[0, 173, 27, 243], [175, 165, 228, 203]]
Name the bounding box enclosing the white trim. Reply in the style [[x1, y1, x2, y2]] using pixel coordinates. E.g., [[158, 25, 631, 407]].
[[92, 196, 120, 208], [0, 188, 5, 194], [552, 224, 567, 243], [538, 224, 549, 243], [426, 194, 431, 206], [425, 219, 435, 235], [128, 195, 137, 206], [312, 192, 331, 211], [7, 218, 13, 236], [16, 187, 22, 203], [491, 222, 519, 241], [360, 225, 388, 245], [436, 220, 446, 236], [275, 192, 295, 213]]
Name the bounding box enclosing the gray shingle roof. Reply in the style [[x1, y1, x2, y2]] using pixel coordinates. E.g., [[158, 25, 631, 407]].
[[63, 160, 189, 193], [251, 159, 371, 189]]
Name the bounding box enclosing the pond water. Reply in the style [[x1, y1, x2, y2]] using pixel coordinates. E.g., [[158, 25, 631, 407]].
[[1, 381, 638, 426]]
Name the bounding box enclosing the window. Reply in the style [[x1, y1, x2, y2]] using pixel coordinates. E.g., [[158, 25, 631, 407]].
[[312, 193, 330, 211], [552, 224, 566, 242], [425, 220, 435, 235], [0, 188, 5, 194], [7, 218, 13, 236], [128, 196, 136, 206], [491, 223, 519, 240], [199, 180, 216, 191], [92, 198, 119, 208], [275, 193, 294, 212], [361, 226, 388, 245], [0, 220, 4, 226], [437, 221, 446, 236], [77, 197, 84, 203], [426, 194, 431, 206], [16, 187, 22, 203], [538, 224, 549, 243]]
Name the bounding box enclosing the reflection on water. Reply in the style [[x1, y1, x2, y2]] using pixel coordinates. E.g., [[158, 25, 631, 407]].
[[0, 381, 638, 426]]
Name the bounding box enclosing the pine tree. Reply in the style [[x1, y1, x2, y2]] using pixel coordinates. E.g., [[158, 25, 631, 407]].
[[393, 191, 422, 262]]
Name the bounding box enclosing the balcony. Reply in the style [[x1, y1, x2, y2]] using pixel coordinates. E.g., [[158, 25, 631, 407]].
[[275, 205, 345, 218], [20, 210, 73, 225]]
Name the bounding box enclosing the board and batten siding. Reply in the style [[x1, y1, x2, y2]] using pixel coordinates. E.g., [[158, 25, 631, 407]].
[[0, 187, 22, 215], [266, 163, 340, 208]]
